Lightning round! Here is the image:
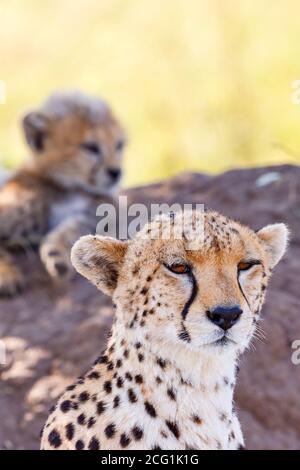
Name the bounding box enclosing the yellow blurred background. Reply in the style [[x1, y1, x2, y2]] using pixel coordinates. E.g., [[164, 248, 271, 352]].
[[1, 0, 300, 187]]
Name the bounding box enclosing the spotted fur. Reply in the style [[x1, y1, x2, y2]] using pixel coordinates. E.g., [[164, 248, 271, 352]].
[[41, 210, 288, 450]]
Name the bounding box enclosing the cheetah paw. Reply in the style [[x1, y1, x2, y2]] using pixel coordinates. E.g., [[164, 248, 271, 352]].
[[0, 265, 25, 298], [40, 244, 74, 281]]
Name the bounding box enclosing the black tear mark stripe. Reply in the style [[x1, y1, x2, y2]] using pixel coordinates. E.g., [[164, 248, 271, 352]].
[[181, 272, 198, 320], [237, 277, 250, 308]]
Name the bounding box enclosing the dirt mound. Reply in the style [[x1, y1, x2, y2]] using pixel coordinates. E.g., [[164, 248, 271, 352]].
[[0, 164, 299, 450]]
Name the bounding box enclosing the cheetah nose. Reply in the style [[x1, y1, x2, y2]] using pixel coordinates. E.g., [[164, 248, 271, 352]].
[[206, 305, 243, 330], [107, 168, 122, 181]]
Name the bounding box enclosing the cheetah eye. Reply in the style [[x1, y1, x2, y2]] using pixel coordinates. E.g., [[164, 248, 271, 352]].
[[165, 263, 191, 275], [238, 260, 261, 272], [80, 142, 103, 157]]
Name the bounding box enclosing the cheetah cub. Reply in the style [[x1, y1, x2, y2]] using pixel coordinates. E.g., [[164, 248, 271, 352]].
[[41, 210, 288, 450], [0, 91, 125, 296]]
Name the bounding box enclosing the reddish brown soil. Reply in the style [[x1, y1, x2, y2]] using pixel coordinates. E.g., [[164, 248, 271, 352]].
[[0, 164, 299, 450]]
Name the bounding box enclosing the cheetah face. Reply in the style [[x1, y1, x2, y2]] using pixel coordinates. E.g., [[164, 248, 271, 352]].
[[23, 91, 125, 196], [71, 211, 288, 357]]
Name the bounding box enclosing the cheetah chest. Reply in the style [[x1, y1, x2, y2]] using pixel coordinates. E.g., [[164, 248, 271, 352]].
[[49, 194, 90, 229]]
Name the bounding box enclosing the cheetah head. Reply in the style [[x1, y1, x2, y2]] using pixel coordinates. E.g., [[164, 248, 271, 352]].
[[71, 210, 288, 357], [23, 91, 126, 196]]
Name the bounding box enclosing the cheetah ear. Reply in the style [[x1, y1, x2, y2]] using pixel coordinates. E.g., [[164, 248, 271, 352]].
[[256, 223, 289, 269], [71, 235, 128, 296], [22, 111, 49, 152]]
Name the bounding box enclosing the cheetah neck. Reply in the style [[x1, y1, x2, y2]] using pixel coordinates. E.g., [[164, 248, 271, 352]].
[[104, 315, 239, 448]]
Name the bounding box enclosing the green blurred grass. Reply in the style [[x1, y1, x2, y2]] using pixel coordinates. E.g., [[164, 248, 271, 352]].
[[0, 0, 300, 187]]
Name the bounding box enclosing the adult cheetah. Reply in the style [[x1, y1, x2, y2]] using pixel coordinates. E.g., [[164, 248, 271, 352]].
[[41, 210, 288, 450]]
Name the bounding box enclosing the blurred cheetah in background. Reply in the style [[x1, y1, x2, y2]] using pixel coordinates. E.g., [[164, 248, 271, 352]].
[[0, 91, 126, 296]]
